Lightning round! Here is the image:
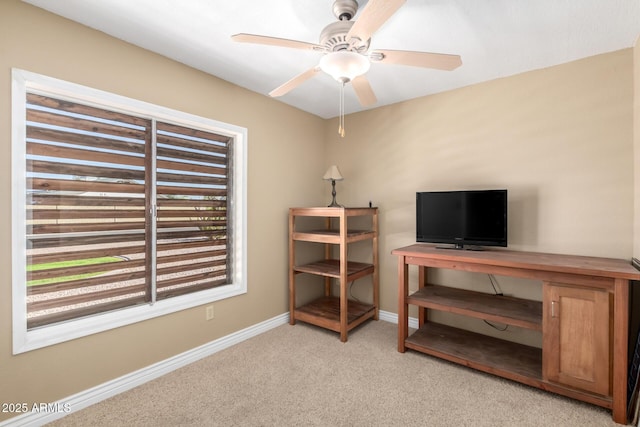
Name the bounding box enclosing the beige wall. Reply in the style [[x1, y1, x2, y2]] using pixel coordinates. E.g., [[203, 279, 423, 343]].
[[1, 0, 638, 422], [325, 49, 636, 341], [0, 1, 325, 421]]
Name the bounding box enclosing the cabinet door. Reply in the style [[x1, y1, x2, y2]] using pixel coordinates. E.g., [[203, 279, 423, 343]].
[[542, 282, 611, 396]]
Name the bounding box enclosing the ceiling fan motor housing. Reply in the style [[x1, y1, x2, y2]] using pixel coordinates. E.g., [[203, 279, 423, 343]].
[[320, 21, 370, 53]]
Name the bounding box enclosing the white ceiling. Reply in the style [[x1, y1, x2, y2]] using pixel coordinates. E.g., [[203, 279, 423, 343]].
[[23, 0, 640, 119]]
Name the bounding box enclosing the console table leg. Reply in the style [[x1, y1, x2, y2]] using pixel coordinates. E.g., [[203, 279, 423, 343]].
[[418, 266, 427, 327], [398, 256, 409, 352], [612, 278, 629, 424]]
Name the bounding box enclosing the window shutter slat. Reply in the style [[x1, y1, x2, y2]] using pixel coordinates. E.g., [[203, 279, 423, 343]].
[[29, 233, 147, 250], [157, 121, 231, 146], [156, 145, 228, 164], [156, 158, 225, 176], [27, 258, 143, 281], [28, 244, 145, 266], [27, 178, 145, 194], [155, 171, 226, 186], [28, 283, 146, 312], [28, 159, 146, 182], [27, 93, 150, 128], [30, 208, 146, 221], [30, 194, 146, 207], [28, 142, 145, 167], [27, 127, 146, 155], [28, 270, 147, 296], [27, 297, 147, 330], [27, 109, 147, 141]]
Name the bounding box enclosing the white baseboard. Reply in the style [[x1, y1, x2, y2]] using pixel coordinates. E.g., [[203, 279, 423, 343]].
[[379, 309, 419, 329], [1, 313, 290, 427], [2, 311, 413, 427]]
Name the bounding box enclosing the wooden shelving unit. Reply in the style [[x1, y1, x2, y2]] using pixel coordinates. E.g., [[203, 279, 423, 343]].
[[393, 243, 640, 424], [289, 207, 378, 342]]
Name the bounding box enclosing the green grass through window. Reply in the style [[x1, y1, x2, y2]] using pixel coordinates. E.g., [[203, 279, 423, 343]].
[[27, 257, 123, 287]]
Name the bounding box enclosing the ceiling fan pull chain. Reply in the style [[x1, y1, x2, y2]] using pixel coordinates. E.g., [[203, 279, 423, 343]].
[[339, 80, 345, 137]]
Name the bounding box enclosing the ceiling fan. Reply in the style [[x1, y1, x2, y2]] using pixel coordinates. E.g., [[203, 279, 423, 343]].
[[231, 0, 462, 136]]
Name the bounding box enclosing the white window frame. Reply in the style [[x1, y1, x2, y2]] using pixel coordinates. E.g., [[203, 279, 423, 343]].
[[11, 69, 248, 354]]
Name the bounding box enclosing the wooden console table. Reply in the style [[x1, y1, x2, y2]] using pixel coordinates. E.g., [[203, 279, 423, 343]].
[[393, 244, 640, 424]]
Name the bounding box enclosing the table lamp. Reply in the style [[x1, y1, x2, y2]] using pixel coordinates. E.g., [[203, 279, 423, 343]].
[[323, 165, 344, 207]]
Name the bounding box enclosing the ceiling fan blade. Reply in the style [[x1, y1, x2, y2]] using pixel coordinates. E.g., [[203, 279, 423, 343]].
[[372, 49, 462, 71], [351, 75, 377, 107], [231, 33, 324, 51], [269, 67, 321, 97], [346, 0, 406, 43]]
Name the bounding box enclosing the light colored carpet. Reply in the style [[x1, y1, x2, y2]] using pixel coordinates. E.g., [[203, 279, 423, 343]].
[[47, 320, 617, 426]]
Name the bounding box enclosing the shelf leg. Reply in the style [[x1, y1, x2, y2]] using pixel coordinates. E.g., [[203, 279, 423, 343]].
[[372, 210, 379, 320], [288, 213, 296, 325], [324, 217, 332, 297], [339, 211, 348, 342]]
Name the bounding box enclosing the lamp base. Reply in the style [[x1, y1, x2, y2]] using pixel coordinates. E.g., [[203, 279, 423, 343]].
[[327, 179, 342, 207]]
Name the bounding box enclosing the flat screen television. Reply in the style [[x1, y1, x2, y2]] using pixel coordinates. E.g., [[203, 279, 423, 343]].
[[416, 189, 507, 249]]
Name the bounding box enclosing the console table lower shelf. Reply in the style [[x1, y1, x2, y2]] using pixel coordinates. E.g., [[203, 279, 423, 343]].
[[406, 322, 612, 409], [293, 296, 376, 334], [407, 322, 542, 380]]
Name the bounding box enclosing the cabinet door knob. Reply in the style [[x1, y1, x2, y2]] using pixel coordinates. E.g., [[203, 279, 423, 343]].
[[551, 300, 558, 318]]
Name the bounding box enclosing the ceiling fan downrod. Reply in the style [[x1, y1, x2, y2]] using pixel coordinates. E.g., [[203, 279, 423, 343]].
[[332, 0, 358, 21]]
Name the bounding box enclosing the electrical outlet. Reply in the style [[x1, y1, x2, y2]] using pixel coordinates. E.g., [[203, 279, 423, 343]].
[[205, 305, 214, 321]]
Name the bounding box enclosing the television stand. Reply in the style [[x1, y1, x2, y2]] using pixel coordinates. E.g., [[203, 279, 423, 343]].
[[393, 243, 640, 425]]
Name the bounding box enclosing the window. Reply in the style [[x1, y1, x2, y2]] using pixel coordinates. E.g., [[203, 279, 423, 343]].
[[12, 69, 247, 353]]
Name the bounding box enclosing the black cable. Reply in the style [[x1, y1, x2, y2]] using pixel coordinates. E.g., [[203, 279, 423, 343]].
[[483, 319, 508, 331], [488, 274, 503, 296], [486, 274, 507, 330], [349, 280, 360, 301]]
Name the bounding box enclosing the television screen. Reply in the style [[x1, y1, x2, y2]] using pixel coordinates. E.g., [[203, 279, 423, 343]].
[[416, 189, 507, 249]]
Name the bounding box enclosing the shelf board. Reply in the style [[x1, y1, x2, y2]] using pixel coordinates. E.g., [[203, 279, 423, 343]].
[[290, 207, 377, 217], [292, 229, 375, 244], [294, 296, 376, 333], [406, 322, 542, 382], [408, 285, 542, 330], [294, 259, 374, 280]]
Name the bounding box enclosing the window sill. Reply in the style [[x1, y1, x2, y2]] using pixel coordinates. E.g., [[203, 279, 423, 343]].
[[14, 282, 246, 354]]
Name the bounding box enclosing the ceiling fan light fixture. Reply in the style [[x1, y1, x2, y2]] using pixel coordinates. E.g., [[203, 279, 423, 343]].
[[319, 51, 370, 82], [319, 51, 370, 139]]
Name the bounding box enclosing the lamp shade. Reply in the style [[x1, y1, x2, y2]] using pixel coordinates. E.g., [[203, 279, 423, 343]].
[[323, 165, 344, 181], [319, 51, 370, 82]]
